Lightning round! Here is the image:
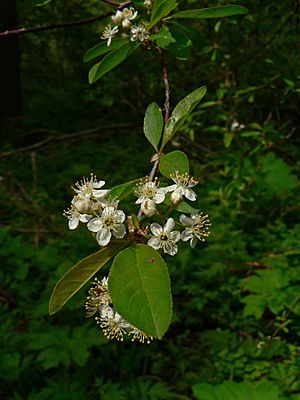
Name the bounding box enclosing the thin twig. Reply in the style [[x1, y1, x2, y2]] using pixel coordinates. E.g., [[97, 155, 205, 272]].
[[158, 47, 170, 124], [0, 13, 112, 37], [101, 0, 131, 7], [0, 123, 136, 158]]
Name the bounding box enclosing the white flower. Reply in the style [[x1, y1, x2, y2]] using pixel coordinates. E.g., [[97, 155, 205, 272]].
[[71, 194, 101, 215], [63, 206, 91, 230], [87, 206, 126, 246], [166, 171, 199, 204], [121, 7, 138, 28], [72, 174, 109, 199], [85, 277, 112, 317], [111, 7, 137, 28], [111, 10, 123, 24], [130, 24, 148, 42], [87, 276, 153, 343], [135, 177, 166, 207], [148, 218, 180, 256], [101, 24, 119, 46], [180, 212, 211, 248]]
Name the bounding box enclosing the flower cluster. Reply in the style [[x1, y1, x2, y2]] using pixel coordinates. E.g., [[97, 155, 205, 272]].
[[101, 7, 149, 46], [85, 277, 153, 343], [64, 172, 211, 253], [64, 174, 126, 247]]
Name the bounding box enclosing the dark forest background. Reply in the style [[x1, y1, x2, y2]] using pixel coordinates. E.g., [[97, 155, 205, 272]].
[[1, 0, 300, 399]]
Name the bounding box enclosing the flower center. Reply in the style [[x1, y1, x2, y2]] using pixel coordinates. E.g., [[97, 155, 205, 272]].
[[160, 234, 169, 241], [103, 217, 115, 227]]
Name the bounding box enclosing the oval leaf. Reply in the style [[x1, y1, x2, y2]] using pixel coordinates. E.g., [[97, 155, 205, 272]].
[[161, 86, 207, 148], [150, 0, 178, 28], [49, 240, 129, 315], [88, 42, 140, 84], [108, 244, 172, 339], [143, 102, 163, 151], [83, 38, 129, 63], [109, 179, 139, 200], [167, 5, 248, 20], [159, 150, 189, 178]]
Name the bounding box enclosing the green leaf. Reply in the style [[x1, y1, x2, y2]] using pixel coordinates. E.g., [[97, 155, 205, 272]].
[[159, 150, 189, 178], [223, 131, 234, 148], [143, 102, 164, 151], [108, 244, 172, 338], [162, 86, 207, 148], [192, 380, 283, 400], [88, 42, 140, 84], [49, 241, 129, 315], [150, 26, 176, 49], [109, 179, 139, 200], [167, 25, 192, 60], [175, 201, 198, 213], [83, 39, 129, 63], [150, 0, 178, 28], [167, 5, 248, 20]]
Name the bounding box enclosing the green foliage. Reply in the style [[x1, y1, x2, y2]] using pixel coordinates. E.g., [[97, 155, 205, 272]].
[[162, 86, 207, 147], [109, 244, 172, 338], [83, 38, 129, 63], [49, 240, 129, 315], [143, 102, 164, 151], [192, 380, 285, 400], [88, 42, 140, 83], [168, 5, 248, 20], [159, 150, 189, 177], [149, 0, 178, 28], [2, 0, 300, 398]]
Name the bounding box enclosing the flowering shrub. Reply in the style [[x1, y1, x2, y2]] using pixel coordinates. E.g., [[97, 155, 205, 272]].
[[49, 0, 248, 342]]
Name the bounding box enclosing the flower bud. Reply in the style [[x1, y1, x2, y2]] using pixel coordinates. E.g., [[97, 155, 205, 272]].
[[170, 191, 183, 205], [141, 199, 157, 217]]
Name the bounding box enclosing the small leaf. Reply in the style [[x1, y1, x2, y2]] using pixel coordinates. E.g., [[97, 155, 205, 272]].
[[83, 39, 129, 63], [159, 150, 189, 178], [109, 179, 139, 200], [167, 5, 248, 20], [223, 131, 234, 148], [49, 241, 129, 315], [176, 201, 198, 213], [162, 87, 207, 148], [108, 244, 172, 338], [150, 0, 178, 28], [88, 42, 140, 84], [143, 102, 164, 151], [167, 25, 192, 60], [150, 26, 176, 49]]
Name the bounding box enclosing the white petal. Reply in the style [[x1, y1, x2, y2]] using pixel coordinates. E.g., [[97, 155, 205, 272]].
[[179, 214, 193, 226], [163, 241, 177, 256], [69, 217, 79, 230], [153, 190, 165, 204], [93, 180, 105, 189], [164, 184, 176, 193], [92, 189, 109, 198], [181, 229, 193, 241], [135, 197, 143, 204], [102, 206, 114, 217], [113, 224, 126, 238], [148, 237, 162, 250], [114, 210, 125, 223], [79, 214, 92, 223], [150, 223, 162, 236], [170, 231, 180, 242], [96, 228, 111, 246], [87, 217, 102, 232], [184, 189, 197, 201], [190, 237, 197, 248], [164, 218, 175, 232]]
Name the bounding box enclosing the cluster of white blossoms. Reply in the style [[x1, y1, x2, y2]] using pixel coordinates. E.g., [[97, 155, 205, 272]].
[[85, 277, 153, 343], [64, 172, 211, 254], [65, 173, 211, 343], [101, 7, 149, 46]]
